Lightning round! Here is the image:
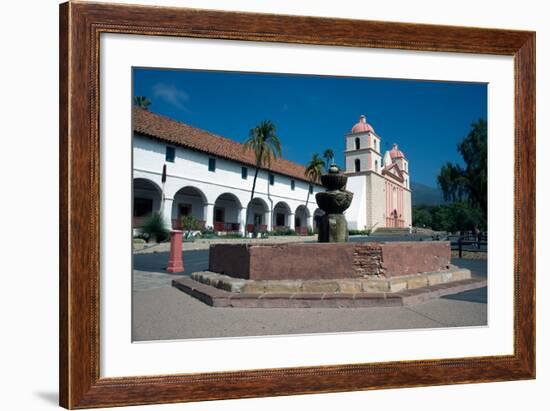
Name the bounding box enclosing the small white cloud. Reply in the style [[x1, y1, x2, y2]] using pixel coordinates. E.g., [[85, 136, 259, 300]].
[[152, 83, 190, 111]]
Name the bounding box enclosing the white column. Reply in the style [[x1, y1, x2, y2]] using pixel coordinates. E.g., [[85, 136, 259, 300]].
[[307, 214, 313, 229], [238, 207, 246, 236], [161, 197, 174, 230], [289, 212, 296, 230], [266, 210, 273, 232], [204, 203, 214, 230]]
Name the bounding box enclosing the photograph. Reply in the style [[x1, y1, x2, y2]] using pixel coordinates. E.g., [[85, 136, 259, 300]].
[[131, 68, 488, 341]]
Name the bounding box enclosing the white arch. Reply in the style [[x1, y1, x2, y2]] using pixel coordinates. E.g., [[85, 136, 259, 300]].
[[171, 185, 208, 229], [247, 197, 270, 233], [273, 201, 292, 229], [213, 192, 243, 233], [132, 178, 163, 228], [294, 205, 312, 234]]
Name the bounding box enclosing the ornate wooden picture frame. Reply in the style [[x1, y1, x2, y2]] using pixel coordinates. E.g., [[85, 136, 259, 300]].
[[59, 1, 535, 408]]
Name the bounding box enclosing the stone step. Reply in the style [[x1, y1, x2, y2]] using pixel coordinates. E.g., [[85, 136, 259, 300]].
[[172, 276, 487, 308], [373, 227, 411, 236]]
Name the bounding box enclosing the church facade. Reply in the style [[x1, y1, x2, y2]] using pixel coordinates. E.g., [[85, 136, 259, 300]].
[[344, 115, 412, 231], [132, 109, 411, 235]]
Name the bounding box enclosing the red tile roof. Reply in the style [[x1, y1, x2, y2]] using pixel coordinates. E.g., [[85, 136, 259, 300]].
[[133, 108, 316, 184]]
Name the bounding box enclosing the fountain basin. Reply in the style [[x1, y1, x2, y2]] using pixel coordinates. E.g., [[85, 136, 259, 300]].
[[209, 241, 452, 281]]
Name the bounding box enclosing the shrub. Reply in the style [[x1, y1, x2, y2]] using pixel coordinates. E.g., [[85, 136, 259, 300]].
[[349, 229, 371, 236], [223, 233, 243, 239], [268, 228, 297, 236], [200, 227, 217, 239], [180, 215, 201, 231], [139, 212, 169, 243]]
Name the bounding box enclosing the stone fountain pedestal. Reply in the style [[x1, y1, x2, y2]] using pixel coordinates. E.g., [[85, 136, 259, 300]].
[[318, 214, 349, 243], [315, 164, 353, 243]]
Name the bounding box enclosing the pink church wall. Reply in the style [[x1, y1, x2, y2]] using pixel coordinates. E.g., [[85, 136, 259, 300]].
[[384, 181, 405, 227]]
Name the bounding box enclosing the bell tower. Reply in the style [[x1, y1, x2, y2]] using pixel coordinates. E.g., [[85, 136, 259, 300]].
[[344, 115, 382, 174]]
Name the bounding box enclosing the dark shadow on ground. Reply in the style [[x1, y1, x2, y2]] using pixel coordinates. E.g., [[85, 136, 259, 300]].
[[133, 250, 209, 274], [442, 287, 487, 304]]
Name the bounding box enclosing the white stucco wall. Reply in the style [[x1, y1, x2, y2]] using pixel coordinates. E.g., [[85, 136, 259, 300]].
[[133, 134, 323, 232], [344, 175, 367, 230]]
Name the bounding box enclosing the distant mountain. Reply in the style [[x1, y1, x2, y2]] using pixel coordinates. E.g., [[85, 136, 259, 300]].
[[411, 182, 445, 206]]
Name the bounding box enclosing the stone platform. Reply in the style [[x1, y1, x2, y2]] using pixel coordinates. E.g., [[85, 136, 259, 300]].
[[172, 276, 487, 308], [172, 241, 486, 308]]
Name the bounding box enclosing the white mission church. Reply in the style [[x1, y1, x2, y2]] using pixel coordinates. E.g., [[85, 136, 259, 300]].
[[132, 108, 412, 235]]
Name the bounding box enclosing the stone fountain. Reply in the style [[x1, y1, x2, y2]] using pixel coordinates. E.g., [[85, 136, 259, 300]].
[[316, 164, 353, 243], [171, 167, 484, 309]]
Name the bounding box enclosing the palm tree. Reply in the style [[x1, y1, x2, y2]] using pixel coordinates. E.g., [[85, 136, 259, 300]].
[[243, 120, 282, 233], [133, 96, 151, 110], [323, 148, 334, 170], [304, 153, 324, 206]]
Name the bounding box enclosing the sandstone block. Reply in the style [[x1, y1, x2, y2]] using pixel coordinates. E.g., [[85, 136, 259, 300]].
[[427, 273, 444, 286], [263, 280, 303, 293], [301, 280, 340, 293], [389, 280, 408, 292], [406, 276, 429, 289], [338, 280, 363, 293], [361, 280, 390, 293], [452, 269, 471, 281]]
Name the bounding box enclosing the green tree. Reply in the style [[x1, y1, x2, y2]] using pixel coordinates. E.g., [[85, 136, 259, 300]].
[[243, 120, 282, 231], [323, 148, 334, 170], [437, 162, 468, 202], [458, 119, 487, 212], [413, 203, 485, 233], [436, 119, 487, 227], [304, 153, 324, 206], [412, 205, 433, 228], [133, 96, 151, 110]]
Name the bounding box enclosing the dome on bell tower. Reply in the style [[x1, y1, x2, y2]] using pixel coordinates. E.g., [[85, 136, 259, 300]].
[[389, 144, 405, 159], [351, 115, 375, 134]]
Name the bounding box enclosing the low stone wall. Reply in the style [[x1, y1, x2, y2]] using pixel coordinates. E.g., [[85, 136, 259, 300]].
[[209, 241, 451, 280], [210, 243, 356, 280], [380, 242, 451, 277], [192, 266, 471, 294]]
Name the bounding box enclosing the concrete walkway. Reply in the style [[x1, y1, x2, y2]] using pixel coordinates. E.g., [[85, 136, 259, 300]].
[[132, 248, 487, 341], [133, 286, 487, 341]]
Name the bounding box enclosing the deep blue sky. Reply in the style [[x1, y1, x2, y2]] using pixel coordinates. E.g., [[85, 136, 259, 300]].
[[133, 68, 487, 186]]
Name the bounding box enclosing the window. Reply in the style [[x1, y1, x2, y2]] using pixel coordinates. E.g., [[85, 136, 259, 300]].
[[178, 204, 192, 217], [269, 173, 275, 185], [355, 158, 361, 172], [374, 139, 378, 151], [241, 166, 248, 179], [214, 207, 224, 223], [290, 180, 295, 190], [309, 185, 313, 194], [165, 146, 175, 162], [208, 158, 216, 172], [375, 160, 378, 171], [355, 137, 360, 150], [134, 198, 153, 217]]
